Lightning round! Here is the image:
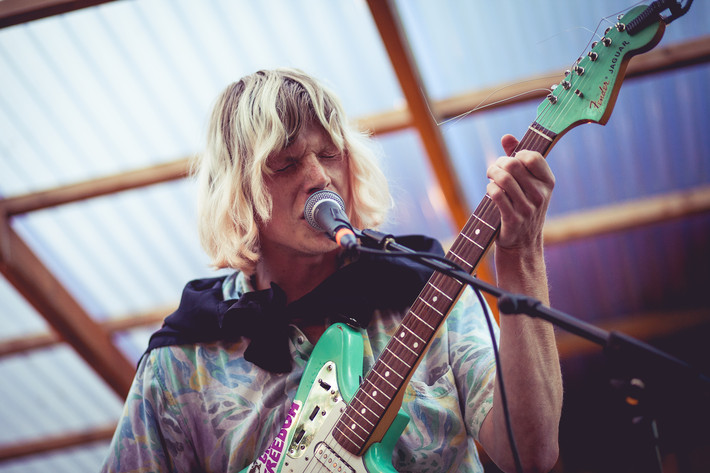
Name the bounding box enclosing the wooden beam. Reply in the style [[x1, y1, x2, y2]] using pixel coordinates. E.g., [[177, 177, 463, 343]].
[[433, 34, 710, 126], [4, 185, 707, 359], [366, 0, 470, 230], [0, 0, 117, 28], [1, 159, 189, 218], [0, 305, 171, 359], [1, 38, 707, 218], [3, 306, 707, 461], [0, 424, 115, 461], [543, 185, 710, 244], [0, 222, 135, 398], [0, 331, 59, 358]]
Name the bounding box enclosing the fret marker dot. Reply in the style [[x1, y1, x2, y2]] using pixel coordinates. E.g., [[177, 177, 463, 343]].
[[413, 342, 419, 348], [385, 371, 390, 377], [361, 408, 366, 414], [475, 228, 481, 235], [351, 423, 356, 429], [433, 296, 438, 302], [400, 332, 405, 338], [373, 390, 378, 397]]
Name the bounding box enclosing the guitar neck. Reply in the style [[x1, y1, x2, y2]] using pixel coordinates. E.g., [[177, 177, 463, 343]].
[[333, 122, 558, 455]]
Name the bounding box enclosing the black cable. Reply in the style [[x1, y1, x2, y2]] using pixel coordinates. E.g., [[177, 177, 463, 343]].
[[355, 245, 524, 473]]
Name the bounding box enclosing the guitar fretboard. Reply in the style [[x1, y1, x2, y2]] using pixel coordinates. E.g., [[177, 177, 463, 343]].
[[332, 121, 557, 455]]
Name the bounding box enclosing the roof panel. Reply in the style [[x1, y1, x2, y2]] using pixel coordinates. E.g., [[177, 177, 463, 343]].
[[10, 179, 216, 320], [0, 0, 708, 470], [0, 345, 122, 444], [0, 0, 401, 197], [0, 442, 109, 473], [396, 0, 710, 100], [0, 275, 49, 340]]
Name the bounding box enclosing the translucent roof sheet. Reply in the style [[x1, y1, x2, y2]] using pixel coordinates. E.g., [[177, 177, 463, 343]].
[[0, 0, 708, 470]]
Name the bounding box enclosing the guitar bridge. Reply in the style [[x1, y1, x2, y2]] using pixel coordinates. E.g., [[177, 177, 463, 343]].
[[314, 442, 355, 473]]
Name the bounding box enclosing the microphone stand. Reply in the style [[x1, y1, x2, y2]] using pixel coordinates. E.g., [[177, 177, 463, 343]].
[[357, 229, 710, 473]]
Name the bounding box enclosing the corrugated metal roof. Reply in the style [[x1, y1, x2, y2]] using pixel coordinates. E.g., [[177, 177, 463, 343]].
[[0, 0, 708, 471]]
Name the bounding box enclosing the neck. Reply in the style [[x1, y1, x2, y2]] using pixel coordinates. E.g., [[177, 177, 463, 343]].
[[253, 249, 342, 304]]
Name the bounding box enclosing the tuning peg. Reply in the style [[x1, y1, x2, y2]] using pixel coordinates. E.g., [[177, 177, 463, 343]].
[[602, 37, 613, 46], [574, 65, 585, 76], [546, 93, 558, 104], [615, 22, 626, 32], [561, 80, 571, 90], [588, 51, 599, 61]]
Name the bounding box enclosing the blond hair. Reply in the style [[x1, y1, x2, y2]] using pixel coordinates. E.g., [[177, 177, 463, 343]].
[[193, 68, 391, 273]]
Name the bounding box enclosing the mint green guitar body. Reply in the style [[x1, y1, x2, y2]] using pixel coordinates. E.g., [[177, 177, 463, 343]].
[[241, 323, 409, 473]]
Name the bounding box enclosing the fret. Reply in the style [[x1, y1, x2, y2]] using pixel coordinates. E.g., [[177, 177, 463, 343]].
[[378, 359, 405, 381], [393, 334, 420, 357], [335, 423, 366, 444], [419, 297, 444, 317], [333, 426, 360, 451], [446, 249, 474, 271], [365, 369, 398, 398], [400, 325, 426, 344], [349, 397, 379, 425], [342, 413, 369, 436], [361, 380, 388, 410], [373, 368, 398, 390], [460, 231, 484, 250], [471, 212, 496, 230], [427, 281, 453, 300], [344, 404, 378, 433], [378, 347, 411, 373], [345, 403, 376, 427], [381, 347, 412, 371], [408, 309, 436, 331]]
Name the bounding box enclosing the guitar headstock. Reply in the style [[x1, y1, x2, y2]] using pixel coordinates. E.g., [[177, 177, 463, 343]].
[[536, 5, 666, 136]]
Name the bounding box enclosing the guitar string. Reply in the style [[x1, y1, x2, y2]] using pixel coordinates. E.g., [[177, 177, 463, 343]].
[[538, 6, 634, 138], [313, 276, 458, 469], [297, 10, 637, 470], [441, 7, 631, 268], [269, 8, 640, 473]]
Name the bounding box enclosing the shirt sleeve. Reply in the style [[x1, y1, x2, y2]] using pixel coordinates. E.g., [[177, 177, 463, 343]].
[[100, 349, 198, 473], [446, 285, 499, 440]]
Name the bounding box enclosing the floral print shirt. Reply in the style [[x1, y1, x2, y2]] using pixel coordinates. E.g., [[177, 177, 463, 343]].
[[101, 271, 498, 472]]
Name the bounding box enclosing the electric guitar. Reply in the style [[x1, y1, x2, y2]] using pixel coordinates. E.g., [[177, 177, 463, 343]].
[[244, 5, 672, 472]]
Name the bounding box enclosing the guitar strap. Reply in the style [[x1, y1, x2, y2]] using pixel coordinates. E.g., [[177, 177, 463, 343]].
[[145, 234, 444, 373]]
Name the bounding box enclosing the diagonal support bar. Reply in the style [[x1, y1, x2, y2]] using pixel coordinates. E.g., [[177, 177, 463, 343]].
[[0, 218, 135, 398]]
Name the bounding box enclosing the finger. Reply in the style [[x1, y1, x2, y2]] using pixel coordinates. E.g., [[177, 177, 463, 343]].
[[501, 134, 519, 156], [514, 150, 556, 188], [487, 157, 527, 205]]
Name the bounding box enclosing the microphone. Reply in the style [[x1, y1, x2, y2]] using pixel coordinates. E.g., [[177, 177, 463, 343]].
[[304, 190, 358, 249]]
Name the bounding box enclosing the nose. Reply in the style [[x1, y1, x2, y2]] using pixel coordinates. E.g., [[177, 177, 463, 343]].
[[303, 154, 331, 193]]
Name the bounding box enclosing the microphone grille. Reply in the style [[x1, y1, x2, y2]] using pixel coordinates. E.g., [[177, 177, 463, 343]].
[[304, 190, 346, 230]]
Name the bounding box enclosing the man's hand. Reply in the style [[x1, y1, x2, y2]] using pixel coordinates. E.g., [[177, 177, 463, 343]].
[[486, 134, 555, 250]]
